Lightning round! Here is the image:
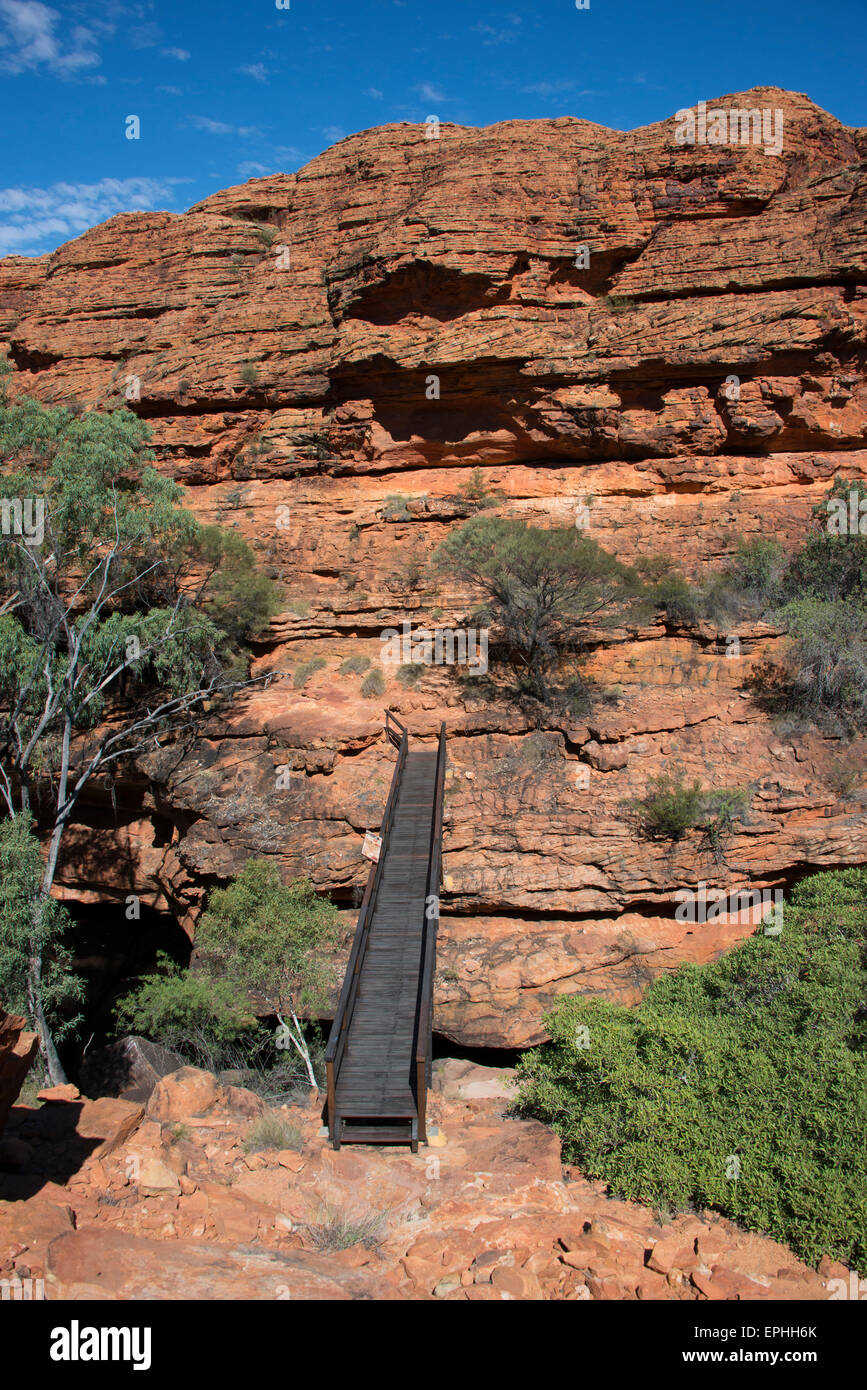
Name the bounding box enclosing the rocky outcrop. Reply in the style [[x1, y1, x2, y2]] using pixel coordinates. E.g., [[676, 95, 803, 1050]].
[[1, 89, 866, 1046], [0, 1062, 846, 1300], [0, 1008, 37, 1136]]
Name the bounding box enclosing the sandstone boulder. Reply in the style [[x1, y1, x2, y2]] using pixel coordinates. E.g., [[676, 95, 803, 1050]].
[[146, 1068, 221, 1123], [45, 1228, 406, 1300]]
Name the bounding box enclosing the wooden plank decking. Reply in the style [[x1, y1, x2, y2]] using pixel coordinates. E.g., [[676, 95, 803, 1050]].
[[326, 718, 445, 1150]]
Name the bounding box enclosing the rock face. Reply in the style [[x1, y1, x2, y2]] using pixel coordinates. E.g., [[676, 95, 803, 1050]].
[[0, 1007, 38, 1136], [0, 1062, 845, 1301], [1, 88, 866, 1046]]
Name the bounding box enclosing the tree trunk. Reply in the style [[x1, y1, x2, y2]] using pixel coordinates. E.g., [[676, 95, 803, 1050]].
[[25, 816, 72, 1087], [277, 1010, 318, 1091], [26, 942, 67, 1086]]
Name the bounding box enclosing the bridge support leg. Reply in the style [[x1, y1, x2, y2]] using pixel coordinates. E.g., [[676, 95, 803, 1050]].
[[410, 1118, 419, 1155]]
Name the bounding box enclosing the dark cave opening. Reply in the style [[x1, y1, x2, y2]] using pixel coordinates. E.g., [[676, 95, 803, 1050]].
[[60, 898, 192, 1082]]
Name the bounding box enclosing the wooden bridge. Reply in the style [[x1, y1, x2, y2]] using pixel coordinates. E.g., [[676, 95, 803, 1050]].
[[325, 712, 445, 1151]]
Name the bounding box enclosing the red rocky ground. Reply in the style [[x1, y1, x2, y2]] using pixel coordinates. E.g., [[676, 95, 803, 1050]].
[[0, 1063, 847, 1302]]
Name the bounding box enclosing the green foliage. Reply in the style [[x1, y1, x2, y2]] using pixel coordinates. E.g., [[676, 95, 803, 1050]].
[[361, 668, 385, 697], [630, 772, 704, 840], [293, 656, 327, 689], [239, 362, 260, 386], [513, 867, 867, 1272], [0, 812, 83, 1040], [644, 479, 867, 728], [729, 537, 786, 609], [788, 477, 867, 603], [629, 774, 749, 850], [700, 786, 751, 861], [435, 516, 639, 703], [116, 952, 255, 1046], [196, 859, 339, 1018], [381, 494, 411, 521], [456, 467, 500, 511], [339, 655, 371, 676], [117, 861, 340, 1093], [773, 598, 867, 730]]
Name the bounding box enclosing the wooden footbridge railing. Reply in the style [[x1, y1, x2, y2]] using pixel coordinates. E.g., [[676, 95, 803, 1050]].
[[325, 712, 446, 1151]]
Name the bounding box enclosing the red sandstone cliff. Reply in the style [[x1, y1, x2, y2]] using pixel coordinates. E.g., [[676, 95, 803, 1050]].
[[1, 88, 865, 1046]]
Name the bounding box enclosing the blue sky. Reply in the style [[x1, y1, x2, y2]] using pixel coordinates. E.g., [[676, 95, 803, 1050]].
[[1, 0, 864, 258]]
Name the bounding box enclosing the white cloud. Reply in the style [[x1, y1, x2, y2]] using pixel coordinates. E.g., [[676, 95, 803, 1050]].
[[322, 125, 347, 143], [162, 46, 189, 61], [519, 80, 595, 96], [365, 86, 383, 99], [237, 161, 270, 179], [190, 115, 234, 135], [412, 81, 447, 104], [190, 115, 263, 137], [0, 0, 102, 76], [239, 62, 268, 82], [473, 18, 522, 45], [128, 21, 162, 49], [0, 176, 183, 257]]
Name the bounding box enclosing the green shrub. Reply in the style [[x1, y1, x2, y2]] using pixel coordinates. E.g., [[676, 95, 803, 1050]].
[[118, 861, 340, 1092], [339, 655, 371, 676], [361, 669, 385, 697], [396, 663, 425, 688], [456, 467, 500, 511], [777, 598, 867, 729], [784, 478, 867, 604], [381, 494, 411, 521], [629, 774, 749, 851], [513, 867, 867, 1272], [293, 656, 326, 689], [116, 952, 256, 1045], [729, 537, 786, 610], [435, 516, 639, 704], [239, 362, 259, 386], [630, 772, 704, 840]]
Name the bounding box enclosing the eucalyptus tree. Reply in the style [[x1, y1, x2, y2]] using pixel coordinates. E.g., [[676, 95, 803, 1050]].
[[0, 366, 278, 1080]]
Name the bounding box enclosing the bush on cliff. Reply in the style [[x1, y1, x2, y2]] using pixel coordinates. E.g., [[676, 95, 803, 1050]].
[[513, 867, 867, 1272], [647, 479, 867, 730], [629, 773, 750, 861], [435, 516, 639, 704]]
